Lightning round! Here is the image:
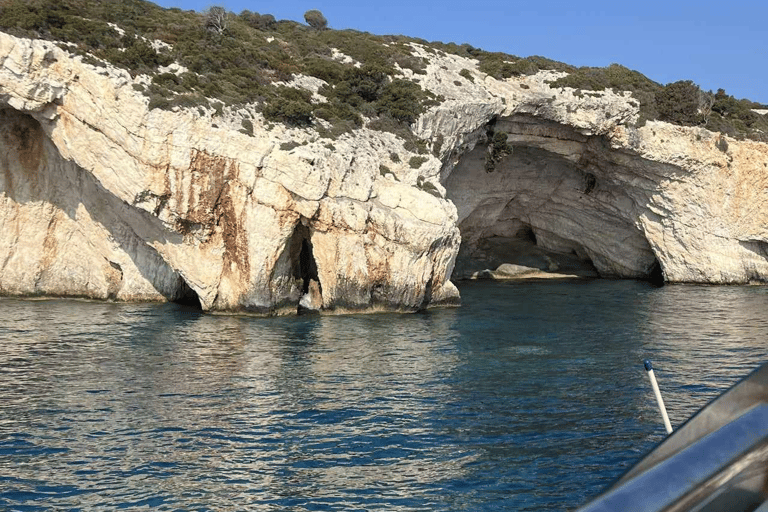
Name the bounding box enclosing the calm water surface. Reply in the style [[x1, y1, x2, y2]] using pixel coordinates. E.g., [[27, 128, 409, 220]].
[[1, 280, 766, 511]]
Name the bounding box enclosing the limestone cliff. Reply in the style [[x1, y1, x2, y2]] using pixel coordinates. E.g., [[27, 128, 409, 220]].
[[1, 31, 767, 314]]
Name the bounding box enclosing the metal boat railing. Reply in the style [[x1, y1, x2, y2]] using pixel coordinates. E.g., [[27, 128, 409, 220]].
[[575, 362, 768, 512]]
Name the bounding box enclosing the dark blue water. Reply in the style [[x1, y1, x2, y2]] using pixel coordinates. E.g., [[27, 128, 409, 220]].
[[1, 280, 766, 511]]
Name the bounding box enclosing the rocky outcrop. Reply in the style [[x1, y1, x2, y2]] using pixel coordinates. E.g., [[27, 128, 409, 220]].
[[407, 47, 768, 284], [0, 33, 459, 313], [1, 31, 767, 314]]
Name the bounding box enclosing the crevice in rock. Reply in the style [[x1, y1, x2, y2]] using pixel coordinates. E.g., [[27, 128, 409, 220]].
[[106, 260, 123, 300], [298, 238, 319, 294], [517, 225, 537, 245], [287, 222, 322, 313], [418, 276, 434, 312]]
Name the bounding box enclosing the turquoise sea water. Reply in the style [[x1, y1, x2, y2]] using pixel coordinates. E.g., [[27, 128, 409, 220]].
[[1, 280, 766, 511]]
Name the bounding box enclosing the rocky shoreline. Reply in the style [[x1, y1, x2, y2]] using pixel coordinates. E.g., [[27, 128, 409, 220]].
[[1, 31, 767, 314]]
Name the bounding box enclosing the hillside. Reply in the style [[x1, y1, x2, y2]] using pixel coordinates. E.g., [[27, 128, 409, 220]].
[[1, 0, 766, 141], [1, 0, 768, 313]]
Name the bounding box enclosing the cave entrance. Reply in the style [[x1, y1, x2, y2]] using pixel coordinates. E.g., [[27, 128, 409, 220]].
[[297, 238, 319, 294], [453, 220, 601, 280], [647, 259, 665, 287], [174, 279, 202, 310], [288, 223, 322, 312], [516, 225, 538, 245]]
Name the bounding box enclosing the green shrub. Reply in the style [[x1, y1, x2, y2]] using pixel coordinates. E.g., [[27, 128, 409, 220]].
[[313, 103, 362, 127], [409, 155, 427, 169], [0, 1, 46, 33], [320, 64, 439, 128], [656, 80, 701, 125], [262, 86, 314, 125], [484, 131, 511, 172], [416, 176, 441, 198], [390, 45, 427, 74], [316, 119, 358, 140], [211, 101, 224, 116], [148, 94, 171, 110], [549, 64, 662, 123], [304, 9, 327, 30], [376, 79, 426, 123], [303, 57, 346, 82], [342, 63, 390, 103], [152, 72, 184, 91], [432, 134, 444, 157], [241, 118, 254, 136], [459, 68, 474, 83], [239, 10, 276, 30], [477, 55, 517, 79], [405, 137, 429, 155], [476, 54, 571, 80], [524, 55, 575, 73], [280, 140, 301, 151], [170, 93, 209, 109]]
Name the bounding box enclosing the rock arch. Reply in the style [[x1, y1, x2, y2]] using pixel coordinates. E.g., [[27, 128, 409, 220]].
[[443, 115, 662, 282]]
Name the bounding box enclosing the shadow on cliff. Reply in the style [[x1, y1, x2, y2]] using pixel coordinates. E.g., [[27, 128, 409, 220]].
[[443, 114, 667, 284]]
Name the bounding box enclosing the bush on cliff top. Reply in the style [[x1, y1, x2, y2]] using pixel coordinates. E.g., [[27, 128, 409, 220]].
[[547, 64, 768, 140], [0, 0, 438, 132], [1, 0, 765, 141]]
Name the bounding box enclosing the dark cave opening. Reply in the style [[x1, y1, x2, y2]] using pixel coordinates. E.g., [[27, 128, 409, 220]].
[[516, 225, 538, 245], [173, 279, 202, 310], [289, 225, 320, 292], [287, 222, 322, 313], [298, 238, 320, 295], [647, 259, 665, 287]]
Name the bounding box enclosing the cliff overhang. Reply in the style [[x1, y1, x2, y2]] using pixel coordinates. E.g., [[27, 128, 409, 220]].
[[1, 32, 767, 314]]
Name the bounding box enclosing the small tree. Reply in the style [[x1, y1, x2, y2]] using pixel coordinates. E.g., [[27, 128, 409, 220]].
[[304, 9, 327, 30], [698, 89, 715, 125], [656, 80, 701, 126], [376, 79, 423, 124], [239, 10, 276, 30], [204, 6, 228, 34]]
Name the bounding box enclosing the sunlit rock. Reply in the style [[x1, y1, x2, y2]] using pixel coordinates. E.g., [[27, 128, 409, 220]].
[[1, 32, 767, 315]]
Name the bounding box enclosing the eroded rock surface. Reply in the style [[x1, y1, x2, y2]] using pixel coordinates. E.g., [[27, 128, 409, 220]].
[[0, 33, 459, 313], [406, 46, 768, 284], [1, 31, 767, 315]]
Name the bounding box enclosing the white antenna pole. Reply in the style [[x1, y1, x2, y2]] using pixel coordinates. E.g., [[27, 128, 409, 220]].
[[644, 360, 673, 435]]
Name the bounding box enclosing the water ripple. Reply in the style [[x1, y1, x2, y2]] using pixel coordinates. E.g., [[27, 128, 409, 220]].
[[0, 282, 766, 511]]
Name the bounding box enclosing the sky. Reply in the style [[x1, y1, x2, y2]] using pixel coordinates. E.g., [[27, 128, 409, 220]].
[[152, 0, 768, 104]]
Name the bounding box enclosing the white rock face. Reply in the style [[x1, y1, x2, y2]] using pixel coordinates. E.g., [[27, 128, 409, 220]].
[[0, 33, 459, 312], [1, 33, 767, 315], [406, 44, 768, 284]]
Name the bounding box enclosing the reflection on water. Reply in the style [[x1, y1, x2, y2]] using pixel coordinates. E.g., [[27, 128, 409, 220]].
[[0, 281, 766, 511]]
